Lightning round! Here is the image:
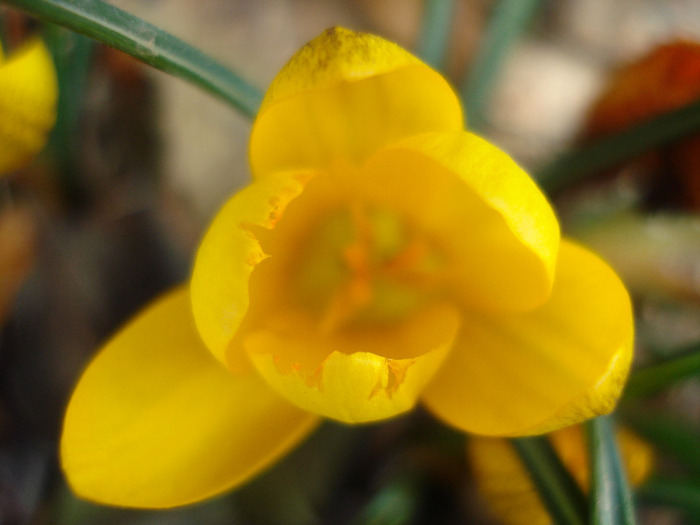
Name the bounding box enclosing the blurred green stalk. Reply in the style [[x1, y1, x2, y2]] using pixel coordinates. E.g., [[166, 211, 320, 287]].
[[586, 416, 637, 525], [537, 98, 700, 193], [624, 341, 700, 399], [511, 435, 588, 525], [43, 26, 93, 203], [462, 0, 542, 131], [1, 0, 263, 117], [417, 0, 456, 70]]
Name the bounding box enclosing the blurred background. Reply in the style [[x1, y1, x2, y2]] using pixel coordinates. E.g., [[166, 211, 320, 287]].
[[1, 0, 700, 523]]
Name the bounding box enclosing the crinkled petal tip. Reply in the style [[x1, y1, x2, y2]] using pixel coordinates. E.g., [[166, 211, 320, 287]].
[[250, 27, 463, 176]]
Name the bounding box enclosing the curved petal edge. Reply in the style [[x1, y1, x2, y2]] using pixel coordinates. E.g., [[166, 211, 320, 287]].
[[61, 287, 319, 508], [422, 240, 634, 437]]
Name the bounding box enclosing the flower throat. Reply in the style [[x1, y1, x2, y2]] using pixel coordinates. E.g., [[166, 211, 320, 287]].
[[294, 202, 444, 332]]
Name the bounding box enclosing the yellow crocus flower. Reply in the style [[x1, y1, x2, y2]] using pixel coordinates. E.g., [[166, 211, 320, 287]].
[[60, 28, 634, 509], [0, 37, 57, 176], [468, 425, 654, 525]]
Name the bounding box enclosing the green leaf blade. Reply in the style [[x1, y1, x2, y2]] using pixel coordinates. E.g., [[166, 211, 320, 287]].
[[536, 98, 700, 194], [2, 0, 263, 117], [624, 342, 700, 399], [461, 0, 542, 131], [417, 0, 457, 70], [586, 415, 638, 525], [511, 436, 588, 525]]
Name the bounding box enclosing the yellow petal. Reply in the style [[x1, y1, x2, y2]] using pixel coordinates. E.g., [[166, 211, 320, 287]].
[[422, 240, 633, 436], [61, 287, 319, 509], [190, 172, 309, 367], [249, 27, 462, 177], [0, 38, 58, 175], [246, 303, 459, 423], [468, 425, 653, 525], [364, 131, 560, 312]]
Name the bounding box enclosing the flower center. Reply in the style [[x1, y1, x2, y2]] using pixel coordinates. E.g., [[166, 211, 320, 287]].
[[294, 202, 443, 332]]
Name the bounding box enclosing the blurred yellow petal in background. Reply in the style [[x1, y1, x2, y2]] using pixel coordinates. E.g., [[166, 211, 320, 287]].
[[0, 37, 58, 176]]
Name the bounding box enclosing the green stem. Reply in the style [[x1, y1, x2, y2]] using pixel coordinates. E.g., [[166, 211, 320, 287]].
[[536, 98, 700, 193], [511, 436, 588, 525], [586, 417, 619, 525], [586, 416, 637, 525], [461, 0, 542, 131], [624, 342, 700, 399], [43, 25, 94, 204], [417, 0, 456, 70], [1, 0, 263, 118]]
